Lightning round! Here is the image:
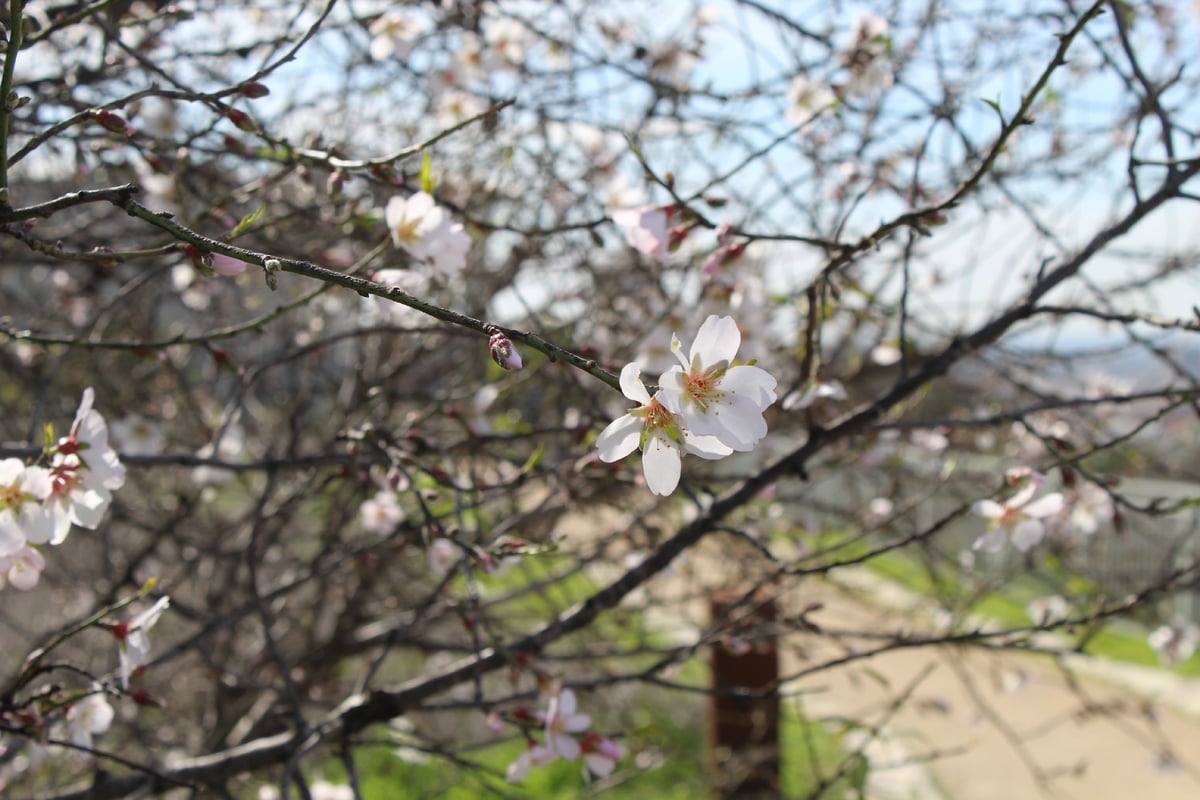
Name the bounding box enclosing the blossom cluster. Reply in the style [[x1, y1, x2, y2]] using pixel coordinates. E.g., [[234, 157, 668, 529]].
[[0, 388, 125, 590], [504, 687, 621, 783], [970, 468, 1116, 554], [597, 315, 777, 496]]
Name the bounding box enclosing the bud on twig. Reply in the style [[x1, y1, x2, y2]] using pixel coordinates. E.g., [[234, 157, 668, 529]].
[[226, 108, 260, 134], [91, 109, 135, 136], [238, 81, 270, 98], [489, 331, 523, 370]]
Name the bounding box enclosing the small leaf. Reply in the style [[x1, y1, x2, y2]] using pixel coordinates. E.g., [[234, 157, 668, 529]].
[[981, 97, 1005, 123], [520, 443, 545, 474], [229, 206, 264, 239], [418, 151, 436, 193]]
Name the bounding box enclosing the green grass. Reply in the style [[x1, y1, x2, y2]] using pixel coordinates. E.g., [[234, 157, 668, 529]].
[[290, 694, 859, 799], [822, 531, 1200, 676]]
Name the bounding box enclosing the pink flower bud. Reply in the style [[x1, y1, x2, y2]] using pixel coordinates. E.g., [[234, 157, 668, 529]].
[[239, 81, 271, 98], [91, 109, 135, 136], [489, 332, 523, 370], [210, 253, 247, 276], [226, 109, 260, 133]]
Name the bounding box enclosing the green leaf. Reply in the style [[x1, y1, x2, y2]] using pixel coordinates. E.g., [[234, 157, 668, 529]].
[[419, 151, 436, 193], [981, 96, 1005, 123], [520, 443, 545, 474], [229, 206, 264, 239]]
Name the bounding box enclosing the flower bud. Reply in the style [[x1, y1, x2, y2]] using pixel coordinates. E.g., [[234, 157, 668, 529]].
[[91, 109, 135, 136], [489, 332, 523, 370], [226, 108, 260, 133], [238, 81, 270, 98], [210, 253, 246, 277]]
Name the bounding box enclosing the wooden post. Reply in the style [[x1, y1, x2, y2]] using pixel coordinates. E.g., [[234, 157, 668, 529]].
[[708, 587, 780, 800]]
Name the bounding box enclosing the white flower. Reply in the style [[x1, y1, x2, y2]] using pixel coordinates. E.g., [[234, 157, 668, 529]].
[[45, 388, 126, 544], [785, 75, 835, 125], [1067, 482, 1113, 536], [368, 11, 424, 62], [310, 781, 354, 800], [971, 476, 1064, 553], [609, 206, 669, 262], [0, 459, 54, 554], [427, 537, 458, 576], [66, 693, 114, 749], [483, 16, 532, 67], [117, 596, 169, 689], [660, 315, 778, 452], [0, 545, 46, 591], [435, 89, 485, 129], [782, 380, 846, 411], [360, 490, 405, 535], [506, 742, 556, 782], [1148, 621, 1199, 666], [580, 732, 621, 780], [385, 192, 471, 274], [1026, 595, 1070, 625], [842, 12, 893, 95], [544, 688, 591, 760], [596, 363, 731, 496], [109, 415, 166, 456]]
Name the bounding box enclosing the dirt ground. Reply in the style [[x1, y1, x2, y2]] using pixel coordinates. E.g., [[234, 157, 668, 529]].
[[778, 574, 1200, 800]]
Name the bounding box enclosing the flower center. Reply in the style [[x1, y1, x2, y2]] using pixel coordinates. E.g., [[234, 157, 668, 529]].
[[682, 371, 721, 410]]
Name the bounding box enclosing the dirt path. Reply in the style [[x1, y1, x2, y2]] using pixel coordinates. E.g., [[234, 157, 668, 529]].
[[569, 504, 1200, 799], [778, 574, 1200, 800]]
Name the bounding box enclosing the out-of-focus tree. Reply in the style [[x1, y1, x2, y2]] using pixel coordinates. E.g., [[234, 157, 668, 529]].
[[0, 0, 1198, 797]]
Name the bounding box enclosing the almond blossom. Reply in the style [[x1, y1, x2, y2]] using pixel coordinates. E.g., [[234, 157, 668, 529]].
[[596, 363, 731, 496], [506, 741, 556, 782], [785, 75, 835, 125], [65, 692, 114, 750], [1026, 595, 1070, 625], [544, 688, 591, 760], [660, 315, 778, 452], [971, 474, 1064, 552], [0, 545, 46, 591], [609, 206, 669, 262], [385, 192, 471, 274], [46, 388, 126, 544], [359, 490, 405, 535], [368, 11, 424, 62], [1148, 621, 1199, 666], [0, 459, 53, 554], [580, 731, 622, 780], [309, 781, 354, 800], [113, 596, 170, 689]]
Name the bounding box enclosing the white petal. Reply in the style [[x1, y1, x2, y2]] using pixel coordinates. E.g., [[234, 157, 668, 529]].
[[618, 363, 651, 406], [972, 500, 1004, 521], [689, 315, 740, 366], [1023, 493, 1064, 519], [1011, 520, 1045, 551], [596, 414, 642, 463], [669, 333, 690, 369], [641, 432, 681, 496], [548, 730, 581, 760], [0, 519, 25, 557], [656, 368, 685, 413], [683, 431, 732, 460], [972, 528, 1006, 553], [565, 712, 591, 734], [723, 365, 778, 408], [684, 394, 766, 452]]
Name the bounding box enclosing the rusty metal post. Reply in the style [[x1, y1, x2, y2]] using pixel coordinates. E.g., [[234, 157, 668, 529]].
[[708, 587, 780, 800]]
